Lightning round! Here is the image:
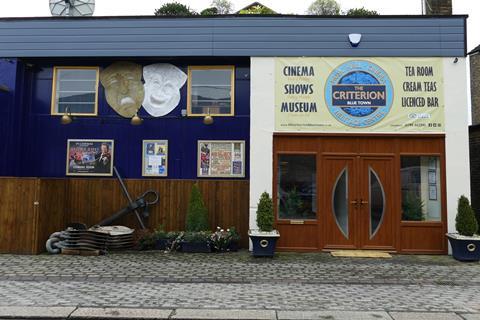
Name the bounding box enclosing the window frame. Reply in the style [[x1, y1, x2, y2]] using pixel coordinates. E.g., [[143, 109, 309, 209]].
[[50, 66, 100, 116], [275, 151, 318, 222], [187, 65, 235, 117], [399, 153, 443, 223]]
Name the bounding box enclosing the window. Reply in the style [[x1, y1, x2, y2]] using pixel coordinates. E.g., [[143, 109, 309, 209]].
[[401, 156, 441, 221], [187, 66, 234, 116], [277, 154, 317, 220], [51, 67, 99, 115]]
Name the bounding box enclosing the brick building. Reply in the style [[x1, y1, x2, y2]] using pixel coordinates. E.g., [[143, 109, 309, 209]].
[[469, 44, 480, 222]]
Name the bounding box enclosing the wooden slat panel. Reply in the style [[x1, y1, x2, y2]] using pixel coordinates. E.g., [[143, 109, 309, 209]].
[[0, 178, 38, 254], [400, 225, 446, 253], [36, 179, 67, 253], [1, 178, 249, 254]]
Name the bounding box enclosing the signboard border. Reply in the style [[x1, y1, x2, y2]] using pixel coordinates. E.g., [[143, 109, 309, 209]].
[[66, 139, 115, 177], [197, 140, 245, 178], [142, 139, 168, 177]]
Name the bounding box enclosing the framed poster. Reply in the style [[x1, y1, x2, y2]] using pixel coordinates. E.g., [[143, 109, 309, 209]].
[[428, 170, 437, 184], [198, 140, 245, 178], [429, 185, 438, 201], [66, 139, 114, 176], [142, 140, 168, 177]]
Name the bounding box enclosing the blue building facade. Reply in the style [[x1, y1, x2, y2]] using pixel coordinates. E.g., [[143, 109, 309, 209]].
[[0, 57, 250, 178]]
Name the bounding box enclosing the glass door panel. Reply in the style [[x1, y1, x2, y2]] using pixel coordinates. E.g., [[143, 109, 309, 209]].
[[369, 167, 385, 239], [333, 168, 349, 239]]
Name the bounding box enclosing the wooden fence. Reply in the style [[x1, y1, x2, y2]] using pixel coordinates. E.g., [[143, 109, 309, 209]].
[[0, 178, 250, 254]]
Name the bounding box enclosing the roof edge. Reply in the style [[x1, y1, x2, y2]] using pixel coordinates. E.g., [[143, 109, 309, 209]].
[[0, 14, 469, 21]]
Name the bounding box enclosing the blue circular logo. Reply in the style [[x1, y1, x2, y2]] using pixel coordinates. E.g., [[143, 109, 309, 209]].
[[325, 60, 393, 128]]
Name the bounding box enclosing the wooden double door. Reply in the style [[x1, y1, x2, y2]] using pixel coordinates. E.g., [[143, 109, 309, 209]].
[[322, 155, 394, 250]]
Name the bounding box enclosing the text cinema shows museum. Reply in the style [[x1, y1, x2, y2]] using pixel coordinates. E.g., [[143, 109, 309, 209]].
[[0, 14, 469, 254]]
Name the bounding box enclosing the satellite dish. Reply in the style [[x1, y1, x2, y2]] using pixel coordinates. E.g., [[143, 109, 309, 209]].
[[49, 0, 95, 16]]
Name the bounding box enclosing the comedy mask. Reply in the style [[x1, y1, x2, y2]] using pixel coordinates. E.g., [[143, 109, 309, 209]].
[[142, 63, 187, 117], [100, 62, 145, 118]]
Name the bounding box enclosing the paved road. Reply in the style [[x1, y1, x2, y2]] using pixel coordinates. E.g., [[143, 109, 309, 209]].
[[0, 251, 479, 316]]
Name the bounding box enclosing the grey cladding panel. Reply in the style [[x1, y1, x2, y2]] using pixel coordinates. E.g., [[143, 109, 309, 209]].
[[0, 16, 466, 57]]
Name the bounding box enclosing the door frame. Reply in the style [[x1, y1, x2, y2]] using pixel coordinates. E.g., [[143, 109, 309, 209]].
[[272, 134, 447, 254]]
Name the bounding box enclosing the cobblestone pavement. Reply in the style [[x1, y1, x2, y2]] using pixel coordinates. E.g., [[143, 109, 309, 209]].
[[0, 251, 479, 313]]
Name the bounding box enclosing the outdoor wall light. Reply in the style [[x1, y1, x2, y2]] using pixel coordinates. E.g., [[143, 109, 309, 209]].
[[130, 113, 143, 126], [0, 84, 9, 93], [60, 106, 73, 125], [348, 33, 362, 47], [203, 108, 214, 125]]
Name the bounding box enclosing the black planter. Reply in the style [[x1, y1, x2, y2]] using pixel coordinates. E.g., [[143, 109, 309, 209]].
[[248, 230, 280, 257], [228, 241, 239, 252], [154, 238, 169, 251], [181, 241, 211, 253], [212, 241, 239, 253], [447, 234, 480, 261]]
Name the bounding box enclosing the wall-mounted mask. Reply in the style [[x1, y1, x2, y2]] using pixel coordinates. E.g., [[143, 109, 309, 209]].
[[142, 63, 187, 117], [100, 62, 145, 118]]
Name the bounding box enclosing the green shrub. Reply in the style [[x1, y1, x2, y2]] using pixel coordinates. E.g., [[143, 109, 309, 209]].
[[183, 231, 212, 243], [256, 192, 274, 232], [402, 192, 425, 221], [238, 5, 276, 14], [138, 231, 156, 250], [200, 7, 218, 15], [346, 7, 379, 16], [456, 195, 478, 236], [282, 187, 302, 218], [185, 183, 210, 232], [155, 2, 196, 15]]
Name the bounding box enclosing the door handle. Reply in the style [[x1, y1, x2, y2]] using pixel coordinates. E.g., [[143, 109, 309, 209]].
[[360, 199, 369, 205], [350, 199, 359, 208]]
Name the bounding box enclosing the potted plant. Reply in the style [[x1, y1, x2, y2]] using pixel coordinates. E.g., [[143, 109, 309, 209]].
[[446, 195, 480, 261], [248, 192, 280, 257], [210, 226, 241, 252], [181, 231, 212, 253]]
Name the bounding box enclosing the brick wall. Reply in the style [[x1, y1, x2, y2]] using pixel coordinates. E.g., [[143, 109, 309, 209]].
[[470, 50, 480, 224], [470, 126, 480, 223], [471, 53, 480, 125], [425, 0, 452, 15]]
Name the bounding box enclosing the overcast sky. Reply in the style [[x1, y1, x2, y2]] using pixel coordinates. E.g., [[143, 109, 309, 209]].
[[1, 0, 479, 51]]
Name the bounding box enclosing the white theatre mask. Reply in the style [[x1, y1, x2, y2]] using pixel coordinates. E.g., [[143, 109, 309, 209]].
[[142, 63, 187, 117]]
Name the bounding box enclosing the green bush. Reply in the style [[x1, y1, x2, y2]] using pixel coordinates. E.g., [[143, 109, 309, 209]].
[[346, 7, 379, 16], [456, 195, 478, 236], [155, 2, 196, 15], [238, 5, 276, 14], [185, 183, 210, 232], [183, 231, 212, 243], [402, 192, 425, 221], [200, 7, 218, 15], [256, 192, 274, 232]]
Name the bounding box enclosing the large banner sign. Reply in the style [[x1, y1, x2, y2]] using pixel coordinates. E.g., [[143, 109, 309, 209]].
[[275, 58, 444, 132]]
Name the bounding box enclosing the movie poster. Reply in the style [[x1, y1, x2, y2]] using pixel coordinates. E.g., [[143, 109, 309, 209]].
[[66, 139, 114, 176], [142, 140, 168, 177], [198, 141, 245, 178]]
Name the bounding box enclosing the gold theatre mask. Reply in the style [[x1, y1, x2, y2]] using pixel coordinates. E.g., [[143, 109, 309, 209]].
[[100, 62, 145, 118]]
